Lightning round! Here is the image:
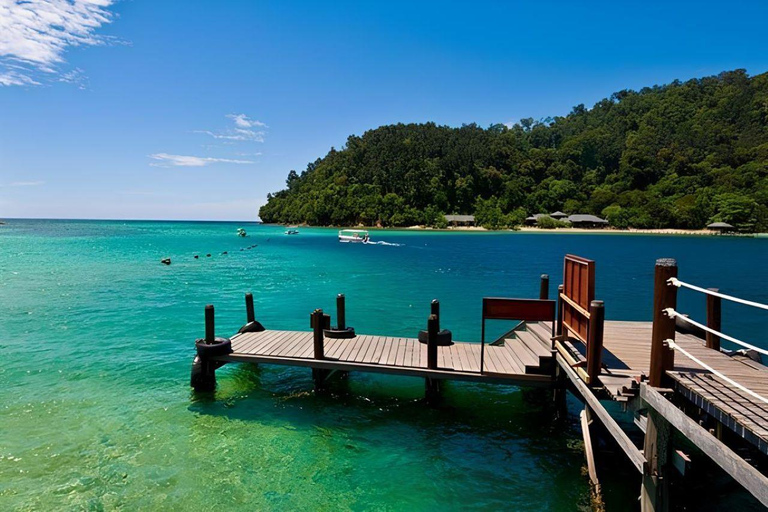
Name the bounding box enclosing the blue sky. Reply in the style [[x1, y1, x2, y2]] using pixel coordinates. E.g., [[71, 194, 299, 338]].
[[1, 0, 768, 220]]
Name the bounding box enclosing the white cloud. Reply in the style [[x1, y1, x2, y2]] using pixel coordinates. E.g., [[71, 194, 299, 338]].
[[0, 0, 117, 87], [148, 153, 254, 168], [196, 114, 267, 143], [227, 113, 266, 129], [1, 180, 45, 187]]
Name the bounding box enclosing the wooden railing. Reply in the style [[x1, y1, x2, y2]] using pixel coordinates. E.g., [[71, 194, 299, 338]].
[[555, 254, 605, 385]]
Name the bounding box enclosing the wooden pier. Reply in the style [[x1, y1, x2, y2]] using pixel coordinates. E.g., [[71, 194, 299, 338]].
[[190, 254, 768, 510]]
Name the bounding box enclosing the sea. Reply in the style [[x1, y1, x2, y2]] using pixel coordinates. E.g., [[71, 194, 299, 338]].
[[1, 219, 766, 510]]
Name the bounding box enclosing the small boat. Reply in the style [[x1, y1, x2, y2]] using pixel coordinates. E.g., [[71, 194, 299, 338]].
[[285, 229, 300, 235], [237, 228, 247, 237], [338, 229, 369, 243]]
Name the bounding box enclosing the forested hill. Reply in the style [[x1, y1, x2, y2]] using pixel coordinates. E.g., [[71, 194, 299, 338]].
[[259, 70, 768, 231]]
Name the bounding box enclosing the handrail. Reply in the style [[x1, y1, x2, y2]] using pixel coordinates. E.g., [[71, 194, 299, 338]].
[[664, 308, 768, 357], [668, 278, 768, 312], [560, 292, 591, 319], [666, 339, 768, 405]]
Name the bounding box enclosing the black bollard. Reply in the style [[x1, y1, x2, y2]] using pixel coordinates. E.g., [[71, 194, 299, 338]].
[[427, 314, 438, 370], [192, 304, 217, 391], [312, 309, 325, 360], [205, 304, 215, 344], [431, 299, 440, 331], [245, 293, 255, 323], [540, 274, 549, 300], [337, 294, 346, 330]]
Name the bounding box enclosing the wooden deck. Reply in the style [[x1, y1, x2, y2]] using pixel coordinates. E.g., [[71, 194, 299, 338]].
[[527, 320, 768, 455], [212, 329, 556, 387]]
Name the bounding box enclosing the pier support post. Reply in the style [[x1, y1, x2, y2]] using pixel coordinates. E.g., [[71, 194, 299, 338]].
[[649, 259, 678, 388], [641, 409, 672, 512], [540, 274, 549, 300], [191, 305, 217, 392], [706, 289, 721, 351], [425, 314, 442, 401], [586, 300, 605, 385], [311, 309, 331, 390]]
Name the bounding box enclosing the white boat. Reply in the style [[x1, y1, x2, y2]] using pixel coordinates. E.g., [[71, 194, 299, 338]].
[[236, 228, 247, 237], [338, 229, 369, 243], [285, 229, 299, 235]]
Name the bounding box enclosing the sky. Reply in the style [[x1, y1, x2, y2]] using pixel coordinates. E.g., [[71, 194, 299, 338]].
[[1, 0, 768, 221]]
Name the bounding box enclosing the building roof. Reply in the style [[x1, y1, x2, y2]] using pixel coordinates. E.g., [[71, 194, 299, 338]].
[[525, 213, 550, 221], [550, 211, 568, 218], [567, 214, 608, 224], [445, 214, 475, 222], [707, 222, 735, 229]]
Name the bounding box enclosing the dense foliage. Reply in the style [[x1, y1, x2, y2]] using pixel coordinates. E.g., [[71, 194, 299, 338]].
[[260, 70, 768, 231]]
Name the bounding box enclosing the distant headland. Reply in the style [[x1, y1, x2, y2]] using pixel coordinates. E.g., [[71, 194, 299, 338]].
[[260, 69, 768, 234]]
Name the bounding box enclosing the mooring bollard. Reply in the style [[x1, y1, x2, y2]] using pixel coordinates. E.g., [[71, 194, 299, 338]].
[[238, 292, 266, 334], [431, 299, 440, 331], [337, 294, 346, 330], [191, 304, 232, 392], [427, 314, 438, 370], [540, 274, 550, 300], [324, 294, 355, 338], [245, 292, 255, 323], [312, 309, 325, 360], [205, 304, 215, 343]]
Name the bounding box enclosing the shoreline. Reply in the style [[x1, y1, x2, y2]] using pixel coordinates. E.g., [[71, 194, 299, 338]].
[[287, 223, 764, 236]]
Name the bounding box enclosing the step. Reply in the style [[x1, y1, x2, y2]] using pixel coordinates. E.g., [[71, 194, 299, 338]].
[[526, 321, 552, 344], [516, 330, 554, 360], [505, 340, 540, 373]]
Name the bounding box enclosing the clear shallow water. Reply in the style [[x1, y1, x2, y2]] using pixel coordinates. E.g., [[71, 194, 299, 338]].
[[1, 220, 767, 510]]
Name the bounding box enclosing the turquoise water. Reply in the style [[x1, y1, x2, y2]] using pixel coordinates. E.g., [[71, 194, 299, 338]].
[[1, 220, 767, 510]]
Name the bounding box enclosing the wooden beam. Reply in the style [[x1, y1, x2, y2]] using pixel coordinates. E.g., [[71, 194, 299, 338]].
[[556, 353, 646, 473], [580, 407, 600, 488], [640, 384, 768, 507], [214, 352, 556, 387]]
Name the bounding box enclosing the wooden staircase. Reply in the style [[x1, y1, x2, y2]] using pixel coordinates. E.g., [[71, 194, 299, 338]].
[[501, 327, 555, 375]]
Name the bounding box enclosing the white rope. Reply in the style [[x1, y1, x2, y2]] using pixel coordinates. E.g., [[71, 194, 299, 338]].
[[666, 340, 768, 406], [663, 308, 768, 357], [667, 277, 768, 312]]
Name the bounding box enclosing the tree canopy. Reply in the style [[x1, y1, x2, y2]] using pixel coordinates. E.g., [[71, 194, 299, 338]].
[[259, 70, 768, 231]]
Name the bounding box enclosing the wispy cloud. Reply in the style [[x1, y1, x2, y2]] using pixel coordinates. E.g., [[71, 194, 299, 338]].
[[0, 0, 117, 87], [148, 153, 255, 168], [1, 180, 45, 187], [196, 113, 268, 142]]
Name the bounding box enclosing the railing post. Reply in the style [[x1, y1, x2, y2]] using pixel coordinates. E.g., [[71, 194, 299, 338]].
[[706, 289, 721, 351], [431, 299, 440, 331], [540, 274, 550, 300], [336, 294, 346, 330], [245, 293, 255, 324], [586, 300, 604, 385], [205, 304, 215, 343], [556, 284, 565, 338], [427, 314, 438, 370], [649, 258, 678, 387], [312, 309, 325, 360]]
